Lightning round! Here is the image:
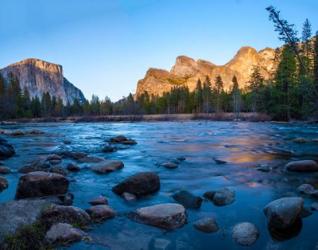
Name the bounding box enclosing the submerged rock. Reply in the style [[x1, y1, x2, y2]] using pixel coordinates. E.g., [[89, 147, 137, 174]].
[[86, 205, 116, 222], [297, 184, 315, 195], [232, 222, 259, 246], [45, 223, 86, 246], [66, 163, 80, 172], [102, 145, 117, 153], [0, 166, 10, 174], [91, 160, 124, 174], [110, 135, 137, 145], [19, 159, 51, 173], [132, 203, 186, 229], [286, 160, 318, 172], [58, 151, 87, 160], [77, 156, 104, 163], [46, 154, 62, 165], [16, 171, 69, 199], [122, 192, 137, 201], [204, 188, 235, 206], [89, 196, 108, 205], [161, 162, 178, 169], [40, 205, 91, 228], [112, 172, 160, 198], [193, 217, 219, 233], [172, 190, 202, 209], [311, 202, 318, 211], [49, 166, 68, 176], [264, 197, 304, 229], [0, 177, 8, 192], [0, 137, 15, 160]]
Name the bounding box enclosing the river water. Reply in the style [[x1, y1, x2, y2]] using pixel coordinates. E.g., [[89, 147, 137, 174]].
[[1, 121, 318, 250]]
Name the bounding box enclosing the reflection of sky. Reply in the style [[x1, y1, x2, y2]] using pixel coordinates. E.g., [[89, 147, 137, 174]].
[[1, 0, 318, 101]]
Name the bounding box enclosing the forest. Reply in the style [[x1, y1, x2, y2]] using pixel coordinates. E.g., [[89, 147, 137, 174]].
[[0, 6, 317, 121]]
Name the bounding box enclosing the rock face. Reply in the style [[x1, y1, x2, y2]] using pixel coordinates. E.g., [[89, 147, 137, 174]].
[[15, 171, 69, 199], [264, 197, 304, 229], [0, 58, 85, 104], [132, 203, 187, 229], [112, 172, 160, 198], [135, 47, 277, 97]]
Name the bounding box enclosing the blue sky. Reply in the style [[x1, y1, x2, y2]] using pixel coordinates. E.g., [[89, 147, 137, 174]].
[[0, 0, 317, 101]]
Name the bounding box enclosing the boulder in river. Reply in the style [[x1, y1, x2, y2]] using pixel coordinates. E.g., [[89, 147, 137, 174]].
[[193, 217, 219, 233], [86, 205, 116, 222], [0, 177, 8, 192], [102, 145, 117, 153], [132, 203, 187, 230], [77, 156, 105, 163], [89, 196, 108, 205], [161, 162, 178, 169], [45, 223, 86, 246], [297, 184, 315, 195], [112, 172, 160, 198], [285, 160, 318, 172], [232, 222, 259, 246], [58, 151, 87, 160], [122, 192, 137, 201], [110, 135, 137, 145], [91, 160, 124, 174], [49, 166, 68, 176], [172, 190, 202, 209], [0, 166, 11, 174], [66, 163, 80, 172], [16, 171, 69, 199], [204, 187, 235, 206], [40, 205, 91, 228], [0, 137, 15, 160], [264, 197, 304, 229], [19, 159, 51, 173], [45, 154, 62, 165]]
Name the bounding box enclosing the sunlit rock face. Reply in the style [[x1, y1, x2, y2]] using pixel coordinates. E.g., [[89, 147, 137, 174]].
[[0, 58, 85, 104], [135, 46, 277, 97]]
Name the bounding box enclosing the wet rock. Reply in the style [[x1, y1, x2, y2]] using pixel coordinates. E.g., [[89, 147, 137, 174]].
[[0, 137, 15, 160], [311, 202, 318, 211], [0, 177, 8, 192], [122, 192, 137, 201], [49, 166, 68, 176], [300, 206, 313, 218], [66, 163, 80, 172], [264, 197, 304, 229], [176, 157, 186, 162], [112, 172, 160, 198], [16, 171, 69, 199], [161, 162, 178, 169], [59, 151, 87, 160], [149, 238, 173, 250], [132, 203, 186, 229], [45, 223, 85, 246], [40, 205, 91, 228], [213, 158, 227, 164], [91, 160, 124, 174], [57, 193, 74, 206], [102, 145, 117, 153], [311, 190, 318, 199], [0, 199, 52, 243], [63, 140, 72, 145], [0, 166, 10, 174], [193, 217, 219, 233], [292, 138, 307, 144], [172, 190, 202, 209], [77, 156, 104, 163], [204, 188, 235, 206], [232, 222, 259, 246], [46, 154, 62, 165], [89, 196, 108, 205], [110, 135, 137, 145], [256, 164, 271, 172], [19, 159, 51, 173], [297, 184, 315, 195], [86, 205, 116, 222], [9, 130, 25, 136], [286, 160, 318, 172]]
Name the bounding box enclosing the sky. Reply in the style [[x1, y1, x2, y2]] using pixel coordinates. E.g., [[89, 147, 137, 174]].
[[0, 0, 317, 101]]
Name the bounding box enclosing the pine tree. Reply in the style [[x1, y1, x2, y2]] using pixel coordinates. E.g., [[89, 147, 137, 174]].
[[194, 79, 203, 113], [231, 76, 241, 119], [214, 75, 224, 113], [248, 66, 265, 112], [202, 76, 212, 113], [31, 97, 41, 117]]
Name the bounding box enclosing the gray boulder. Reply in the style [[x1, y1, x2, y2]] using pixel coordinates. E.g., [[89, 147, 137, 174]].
[[16, 171, 69, 199], [264, 197, 304, 229], [86, 205, 116, 222], [172, 190, 202, 209], [0, 137, 15, 160], [0, 166, 10, 174], [193, 217, 219, 233], [89, 196, 108, 205], [0, 177, 8, 192], [45, 223, 85, 245], [66, 163, 80, 172], [232, 222, 259, 246], [286, 160, 318, 172], [91, 160, 124, 174], [204, 188, 235, 206], [161, 162, 178, 169], [110, 135, 137, 145], [132, 203, 186, 230], [297, 184, 315, 195]]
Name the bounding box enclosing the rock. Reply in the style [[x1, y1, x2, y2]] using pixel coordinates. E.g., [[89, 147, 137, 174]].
[[204, 188, 235, 206], [193, 217, 219, 233], [0, 177, 8, 192], [112, 172, 160, 198], [300, 206, 313, 218], [63, 140, 72, 145], [256, 164, 271, 172], [132, 203, 186, 229], [49, 166, 68, 176], [0, 199, 52, 243], [19, 159, 51, 173], [264, 197, 304, 229], [86, 205, 116, 222], [172, 190, 202, 209], [0, 166, 10, 174], [176, 157, 186, 161], [161, 162, 178, 169], [149, 238, 173, 250], [292, 138, 307, 143], [0, 137, 15, 160], [311, 202, 318, 211], [46, 154, 62, 165], [213, 158, 227, 164], [311, 190, 318, 199], [102, 145, 117, 153], [122, 192, 137, 201], [286, 160, 318, 172], [45, 223, 85, 246], [89, 196, 108, 205], [16, 171, 69, 199], [77, 156, 104, 163], [66, 163, 80, 172], [59, 151, 87, 160], [91, 160, 124, 174], [57, 193, 74, 206], [232, 222, 259, 246], [40, 205, 91, 228], [297, 184, 315, 194], [110, 135, 137, 145]]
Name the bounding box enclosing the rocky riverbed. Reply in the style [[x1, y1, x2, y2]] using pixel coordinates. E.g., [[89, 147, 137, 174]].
[[0, 121, 318, 249]]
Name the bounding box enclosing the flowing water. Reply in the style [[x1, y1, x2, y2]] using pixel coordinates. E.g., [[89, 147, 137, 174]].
[[1, 121, 318, 250]]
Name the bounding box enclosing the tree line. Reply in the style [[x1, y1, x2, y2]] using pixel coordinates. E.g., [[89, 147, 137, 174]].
[[0, 6, 317, 121]]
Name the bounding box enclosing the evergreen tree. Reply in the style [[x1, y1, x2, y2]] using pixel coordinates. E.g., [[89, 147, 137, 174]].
[[214, 75, 224, 113], [248, 66, 265, 112], [31, 97, 41, 117], [194, 79, 203, 113], [41, 92, 52, 116], [231, 76, 241, 119], [202, 76, 212, 113]]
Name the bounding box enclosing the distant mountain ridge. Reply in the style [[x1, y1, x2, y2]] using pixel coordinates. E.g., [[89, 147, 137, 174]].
[[0, 58, 85, 104], [135, 46, 279, 97]]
